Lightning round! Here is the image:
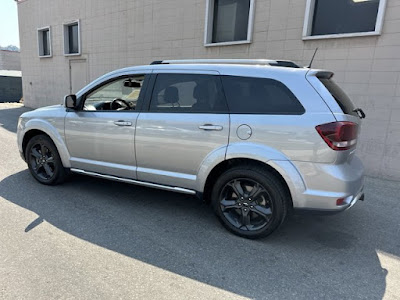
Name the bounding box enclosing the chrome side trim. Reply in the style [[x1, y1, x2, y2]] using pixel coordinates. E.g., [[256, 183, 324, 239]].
[[70, 168, 196, 195]]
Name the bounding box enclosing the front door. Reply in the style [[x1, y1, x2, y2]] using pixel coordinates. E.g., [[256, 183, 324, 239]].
[[65, 73, 149, 179], [135, 72, 230, 189]]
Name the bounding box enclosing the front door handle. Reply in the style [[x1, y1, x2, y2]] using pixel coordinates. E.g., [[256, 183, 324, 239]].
[[114, 120, 132, 126], [199, 124, 223, 131]]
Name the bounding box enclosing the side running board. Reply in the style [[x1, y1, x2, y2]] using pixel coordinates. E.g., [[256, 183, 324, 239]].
[[70, 168, 196, 195]]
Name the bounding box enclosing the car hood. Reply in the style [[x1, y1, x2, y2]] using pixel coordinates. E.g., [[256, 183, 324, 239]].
[[20, 104, 66, 119]]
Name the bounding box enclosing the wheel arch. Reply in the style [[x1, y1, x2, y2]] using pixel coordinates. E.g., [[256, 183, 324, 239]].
[[21, 120, 71, 168], [201, 157, 306, 209], [22, 129, 49, 157]]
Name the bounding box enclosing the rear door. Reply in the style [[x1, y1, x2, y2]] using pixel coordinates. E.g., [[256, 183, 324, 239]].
[[135, 71, 230, 190]]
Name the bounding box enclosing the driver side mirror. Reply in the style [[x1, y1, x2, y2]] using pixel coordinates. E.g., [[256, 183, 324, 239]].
[[64, 94, 77, 109]]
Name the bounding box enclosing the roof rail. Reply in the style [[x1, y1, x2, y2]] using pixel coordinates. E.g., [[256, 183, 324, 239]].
[[150, 59, 300, 68]]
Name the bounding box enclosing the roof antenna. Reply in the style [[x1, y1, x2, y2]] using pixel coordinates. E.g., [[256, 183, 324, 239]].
[[307, 47, 318, 68]]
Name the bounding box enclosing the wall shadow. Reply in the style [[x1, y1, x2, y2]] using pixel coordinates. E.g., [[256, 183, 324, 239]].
[[1, 170, 394, 299], [0, 105, 31, 133]]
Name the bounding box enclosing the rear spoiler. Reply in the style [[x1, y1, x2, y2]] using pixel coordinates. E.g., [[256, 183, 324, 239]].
[[306, 69, 334, 79]]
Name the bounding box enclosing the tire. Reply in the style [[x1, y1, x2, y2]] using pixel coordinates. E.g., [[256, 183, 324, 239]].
[[211, 166, 289, 239], [25, 134, 67, 185]]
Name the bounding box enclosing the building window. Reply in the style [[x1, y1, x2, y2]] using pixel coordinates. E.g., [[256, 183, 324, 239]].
[[303, 0, 387, 40], [37, 27, 51, 57], [63, 20, 81, 55], [204, 0, 255, 46]]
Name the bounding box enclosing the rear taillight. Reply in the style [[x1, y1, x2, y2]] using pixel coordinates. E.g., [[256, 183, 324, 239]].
[[316, 121, 358, 151]]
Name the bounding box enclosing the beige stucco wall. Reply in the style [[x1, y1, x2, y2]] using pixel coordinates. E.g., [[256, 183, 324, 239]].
[[0, 50, 21, 71], [17, 0, 400, 180]]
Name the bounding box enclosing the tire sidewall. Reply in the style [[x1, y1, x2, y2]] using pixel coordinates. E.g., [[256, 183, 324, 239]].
[[212, 168, 286, 239]]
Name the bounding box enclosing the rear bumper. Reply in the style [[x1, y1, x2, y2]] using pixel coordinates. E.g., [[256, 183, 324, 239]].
[[290, 155, 365, 212], [294, 187, 364, 215]]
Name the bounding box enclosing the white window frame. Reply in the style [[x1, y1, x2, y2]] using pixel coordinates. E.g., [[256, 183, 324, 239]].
[[63, 20, 81, 56], [204, 0, 255, 47], [302, 0, 388, 40], [37, 26, 52, 58]]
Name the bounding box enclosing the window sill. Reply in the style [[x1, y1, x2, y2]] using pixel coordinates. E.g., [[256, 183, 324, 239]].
[[64, 52, 81, 57], [39, 55, 52, 58], [204, 40, 251, 47], [302, 31, 381, 41]]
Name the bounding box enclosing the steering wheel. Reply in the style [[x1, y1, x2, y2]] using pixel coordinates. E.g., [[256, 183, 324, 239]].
[[111, 98, 130, 111]]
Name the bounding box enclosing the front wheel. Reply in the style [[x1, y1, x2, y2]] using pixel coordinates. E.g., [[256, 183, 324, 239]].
[[212, 167, 289, 239], [25, 134, 67, 185]]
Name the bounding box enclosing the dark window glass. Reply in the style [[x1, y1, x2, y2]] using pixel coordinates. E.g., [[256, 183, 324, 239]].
[[221, 76, 305, 114], [150, 74, 228, 113], [319, 78, 358, 117], [42, 29, 50, 56], [212, 0, 250, 43], [312, 0, 380, 36], [68, 24, 79, 54]]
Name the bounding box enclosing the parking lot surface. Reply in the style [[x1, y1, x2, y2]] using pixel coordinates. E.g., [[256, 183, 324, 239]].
[[0, 103, 399, 299]]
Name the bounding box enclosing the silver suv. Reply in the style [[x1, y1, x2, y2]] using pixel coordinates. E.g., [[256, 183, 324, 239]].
[[17, 59, 365, 239]]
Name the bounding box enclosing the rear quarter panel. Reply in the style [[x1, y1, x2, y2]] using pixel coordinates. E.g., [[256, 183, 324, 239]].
[[221, 66, 338, 164]]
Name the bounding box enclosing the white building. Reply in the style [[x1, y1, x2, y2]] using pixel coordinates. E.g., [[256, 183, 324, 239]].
[[17, 0, 400, 180]]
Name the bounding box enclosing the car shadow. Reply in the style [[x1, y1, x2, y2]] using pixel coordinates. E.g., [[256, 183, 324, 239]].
[[0, 105, 31, 133], [1, 169, 395, 299]]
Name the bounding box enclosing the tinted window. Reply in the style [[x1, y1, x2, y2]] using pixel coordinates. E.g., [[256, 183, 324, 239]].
[[319, 78, 357, 117], [68, 24, 79, 54], [149, 74, 228, 113], [221, 76, 304, 114], [312, 0, 380, 36], [212, 0, 250, 43]]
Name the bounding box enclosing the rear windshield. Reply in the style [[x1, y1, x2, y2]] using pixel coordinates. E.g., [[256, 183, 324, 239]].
[[319, 78, 357, 117]]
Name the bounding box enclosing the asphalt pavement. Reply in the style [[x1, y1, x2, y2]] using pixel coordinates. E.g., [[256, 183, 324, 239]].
[[0, 103, 399, 299]]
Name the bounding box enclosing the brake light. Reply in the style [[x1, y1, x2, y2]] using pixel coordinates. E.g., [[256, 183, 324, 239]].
[[316, 121, 358, 151]]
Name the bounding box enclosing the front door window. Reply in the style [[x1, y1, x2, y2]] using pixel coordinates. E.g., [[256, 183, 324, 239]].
[[83, 76, 145, 111]]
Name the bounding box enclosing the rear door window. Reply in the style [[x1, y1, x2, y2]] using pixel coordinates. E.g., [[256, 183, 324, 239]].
[[221, 76, 305, 114], [319, 78, 358, 117], [149, 73, 228, 113]]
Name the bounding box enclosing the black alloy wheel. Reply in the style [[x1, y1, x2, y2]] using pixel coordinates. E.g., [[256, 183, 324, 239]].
[[219, 179, 273, 231], [26, 135, 67, 185], [29, 142, 55, 181], [212, 167, 288, 239]]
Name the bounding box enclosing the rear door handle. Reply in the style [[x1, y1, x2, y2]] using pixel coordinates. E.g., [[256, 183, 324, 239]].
[[199, 124, 223, 131], [114, 120, 132, 126]]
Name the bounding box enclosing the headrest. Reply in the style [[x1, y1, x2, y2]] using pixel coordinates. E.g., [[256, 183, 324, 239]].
[[164, 86, 179, 103]]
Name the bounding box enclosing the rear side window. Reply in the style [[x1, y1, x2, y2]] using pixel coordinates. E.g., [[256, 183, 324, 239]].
[[319, 78, 357, 117], [221, 76, 305, 114], [149, 73, 228, 113]]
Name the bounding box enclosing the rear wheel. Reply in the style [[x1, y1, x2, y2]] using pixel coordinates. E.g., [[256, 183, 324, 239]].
[[26, 135, 67, 185], [212, 167, 288, 239]]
